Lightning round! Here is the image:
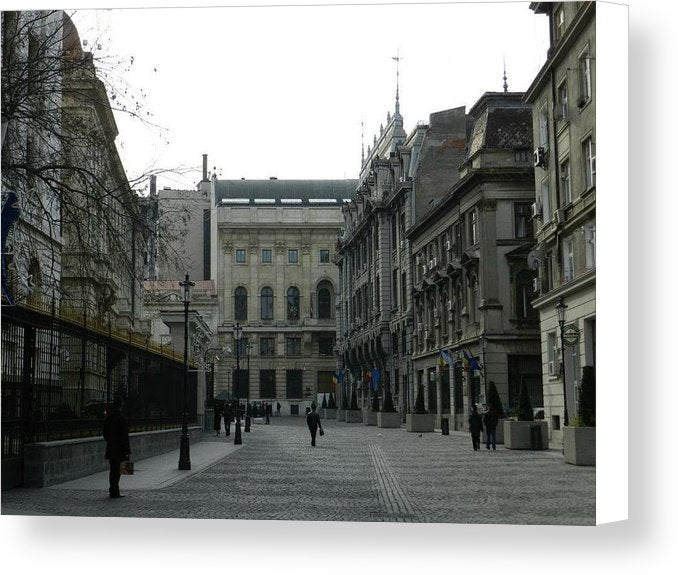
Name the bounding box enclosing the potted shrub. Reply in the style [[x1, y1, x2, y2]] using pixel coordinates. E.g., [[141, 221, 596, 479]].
[[481, 381, 506, 445], [504, 380, 548, 449], [378, 387, 401, 428], [325, 392, 337, 420], [407, 384, 435, 432], [363, 392, 378, 425], [564, 366, 596, 466], [345, 388, 363, 423]]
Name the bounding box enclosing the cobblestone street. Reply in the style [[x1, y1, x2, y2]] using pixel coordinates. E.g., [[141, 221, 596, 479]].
[[1, 418, 595, 525]]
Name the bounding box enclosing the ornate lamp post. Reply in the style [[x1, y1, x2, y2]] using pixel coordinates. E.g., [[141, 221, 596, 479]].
[[555, 297, 569, 427], [245, 341, 251, 432], [234, 322, 243, 445], [178, 273, 194, 470]]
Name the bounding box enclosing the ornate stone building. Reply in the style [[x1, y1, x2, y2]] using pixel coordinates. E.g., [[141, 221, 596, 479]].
[[525, 1, 596, 445], [208, 177, 356, 414], [408, 92, 540, 430]]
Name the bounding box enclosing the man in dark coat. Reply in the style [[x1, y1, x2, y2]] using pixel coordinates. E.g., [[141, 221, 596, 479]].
[[103, 396, 131, 498], [306, 403, 322, 447], [223, 403, 232, 436], [468, 404, 483, 451], [483, 406, 499, 451], [213, 405, 222, 436]]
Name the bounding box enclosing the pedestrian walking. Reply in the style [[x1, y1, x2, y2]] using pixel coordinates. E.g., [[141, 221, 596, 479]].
[[306, 403, 323, 447], [276, 401, 281, 417], [483, 406, 499, 451], [213, 405, 222, 436], [103, 396, 131, 498], [223, 403, 232, 436], [265, 402, 270, 424], [468, 404, 483, 451]]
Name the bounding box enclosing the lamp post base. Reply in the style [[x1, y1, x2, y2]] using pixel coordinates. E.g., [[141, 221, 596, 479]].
[[178, 432, 191, 470], [234, 419, 242, 445]]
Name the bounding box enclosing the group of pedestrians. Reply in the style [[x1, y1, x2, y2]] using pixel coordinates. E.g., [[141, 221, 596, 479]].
[[468, 404, 499, 451]]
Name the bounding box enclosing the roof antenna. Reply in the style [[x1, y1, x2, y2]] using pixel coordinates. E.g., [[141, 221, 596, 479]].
[[503, 56, 508, 93], [391, 48, 403, 116]]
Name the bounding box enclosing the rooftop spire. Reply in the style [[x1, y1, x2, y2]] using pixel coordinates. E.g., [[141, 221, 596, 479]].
[[361, 120, 365, 165], [503, 57, 508, 93], [391, 49, 403, 116]]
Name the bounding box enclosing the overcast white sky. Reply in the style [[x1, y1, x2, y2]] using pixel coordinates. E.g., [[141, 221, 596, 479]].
[[68, 1, 549, 192]]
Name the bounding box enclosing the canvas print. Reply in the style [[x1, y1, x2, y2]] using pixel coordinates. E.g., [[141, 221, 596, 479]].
[[1, 2, 596, 525]]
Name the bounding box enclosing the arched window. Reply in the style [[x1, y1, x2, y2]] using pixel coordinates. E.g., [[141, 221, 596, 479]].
[[287, 286, 300, 320], [317, 281, 333, 319], [261, 287, 274, 320], [234, 287, 247, 321], [515, 269, 538, 320]]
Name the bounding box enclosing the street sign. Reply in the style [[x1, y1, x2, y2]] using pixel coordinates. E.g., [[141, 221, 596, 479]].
[[562, 323, 581, 347]]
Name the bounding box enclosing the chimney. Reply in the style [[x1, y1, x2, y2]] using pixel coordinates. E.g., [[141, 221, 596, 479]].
[[202, 154, 208, 181], [150, 174, 157, 196]]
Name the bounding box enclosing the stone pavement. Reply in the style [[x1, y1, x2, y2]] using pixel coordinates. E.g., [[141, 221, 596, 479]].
[[0, 417, 595, 525]]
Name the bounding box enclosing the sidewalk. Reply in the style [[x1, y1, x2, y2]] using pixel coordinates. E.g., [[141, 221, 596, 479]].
[[50, 435, 242, 492]]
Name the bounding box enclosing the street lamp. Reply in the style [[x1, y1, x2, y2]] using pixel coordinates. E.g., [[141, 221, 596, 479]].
[[555, 296, 569, 427], [178, 273, 194, 470], [245, 341, 251, 432], [234, 323, 243, 445]]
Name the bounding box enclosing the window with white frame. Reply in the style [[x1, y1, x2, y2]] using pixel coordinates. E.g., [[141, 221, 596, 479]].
[[235, 249, 246, 263], [584, 224, 596, 268], [579, 50, 592, 104], [541, 178, 551, 223], [514, 203, 533, 239], [539, 104, 549, 149], [288, 249, 298, 264], [562, 236, 574, 282], [261, 248, 272, 263], [554, 5, 565, 42], [319, 249, 330, 263], [583, 137, 596, 189], [558, 80, 569, 121], [547, 332, 558, 376], [560, 159, 572, 205]]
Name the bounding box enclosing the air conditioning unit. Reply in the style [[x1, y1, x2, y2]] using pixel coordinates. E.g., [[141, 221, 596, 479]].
[[556, 208, 565, 225], [531, 202, 542, 218], [415, 255, 420, 265], [417, 322, 423, 331], [445, 240, 451, 251], [533, 147, 546, 168], [533, 277, 540, 293], [447, 300, 452, 311]]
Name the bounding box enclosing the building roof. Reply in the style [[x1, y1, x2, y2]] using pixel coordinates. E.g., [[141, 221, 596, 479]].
[[215, 179, 358, 205], [467, 103, 533, 158]]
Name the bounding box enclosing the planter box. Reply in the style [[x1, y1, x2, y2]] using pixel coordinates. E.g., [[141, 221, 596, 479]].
[[323, 408, 337, 420], [336, 409, 346, 421], [363, 409, 377, 426], [504, 420, 549, 450], [563, 426, 596, 466], [345, 409, 363, 423], [377, 411, 401, 428], [481, 418, 506, 445], [406, 413, 436, 433]]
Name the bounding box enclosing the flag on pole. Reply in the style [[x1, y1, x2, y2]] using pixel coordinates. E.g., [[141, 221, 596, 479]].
[[439, 349, 453, 366], [463, 348, 482, 372], [370, 367, 381, 391]]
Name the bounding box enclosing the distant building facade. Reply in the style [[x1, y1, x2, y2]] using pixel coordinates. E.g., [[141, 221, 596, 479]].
[[208, 177, 356, 414], [525, 1, 596, 444]]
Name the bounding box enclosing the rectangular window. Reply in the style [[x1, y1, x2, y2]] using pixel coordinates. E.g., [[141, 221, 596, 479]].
[[585, 224, 596, 268], [547, 332, 557, 376], [261, 249, 272, 263], [286, 370, 303, 399], [392, 270, 398, 310], [560, 159, 572, 205], [259, 370, 276, 398], [285, 337, 301, 357], [320, 249, 330, 263], [288, 249, 298, 264], [514, 203, 533, 239], [235, 249, 246, 263], [562, 237, 574, 282], [469, 209, 477, 245], [260, 337, 276, 357], [539, 104, 549, 149], [401, 272, 407, 311], [541, 179, 551, 223], [554, 5, 565, 42], [558, 81, 569, 121], [579, 51, 592, 104], [318, 335, 334, 356], [583, 138, 596, 189], [545, 251, 554, 292]]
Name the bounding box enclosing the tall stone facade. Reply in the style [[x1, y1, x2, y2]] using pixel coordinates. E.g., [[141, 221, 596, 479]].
[[525, 1, 596, 445], [208, 178, 356, 414]]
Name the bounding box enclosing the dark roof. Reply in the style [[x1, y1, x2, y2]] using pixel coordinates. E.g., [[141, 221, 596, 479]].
[[215, 179, 358, 205], [484, 107, 533, 149]]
